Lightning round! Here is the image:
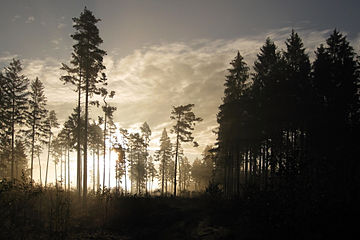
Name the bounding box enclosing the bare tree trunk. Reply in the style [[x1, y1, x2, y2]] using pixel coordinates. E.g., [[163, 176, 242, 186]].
[[97, 147, 100, 191], [11, 101, 15, 181], [77, 83, 82, 197], [61, 149, 63, 188], [93, 150, 95, 192], [173, 116, 180, 196], [103, 110, 107, 193], [45, 133, 52, 187], [108, 138, 111, 189], [38, 153, 42, 185], [64, 148, 67, 191], [83, 77, 89, 205], [68, 148, 70, 191], [30, 118, 35, 183], [161, 155, 165, 195]]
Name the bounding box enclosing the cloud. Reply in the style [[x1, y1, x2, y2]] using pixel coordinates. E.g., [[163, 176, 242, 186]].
[[6, 27, 359, 161], [101, 27, 344, 160], [25, 16, 35, 24]]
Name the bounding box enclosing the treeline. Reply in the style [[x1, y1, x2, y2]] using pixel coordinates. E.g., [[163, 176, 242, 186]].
[[215, 30, 360, 201], [0, 59, 58, 185], [0, 8, 209, 200]]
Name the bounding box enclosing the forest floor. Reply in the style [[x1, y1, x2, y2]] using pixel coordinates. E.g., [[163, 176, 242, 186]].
[[66, 194, 358, 240], [1, 184, 358, 240]]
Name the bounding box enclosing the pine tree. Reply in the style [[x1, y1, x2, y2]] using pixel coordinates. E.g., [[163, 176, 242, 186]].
[[140, 122, 151, 193], [62, 7, 107, 202], [282, 30, 312, 176], [99, 86, 116, 192], [217, 51, 251, 196], [312, 30, 360, 198], [1, 59, 29, 180], [170, 104, 202, 196], [88, 121, 103, 192], [25, 77, 48, 183], [14, 140, 29, 179], [45, 110, 59, 187], [155, 128, 173, 195], [146, 156, 157, 193]]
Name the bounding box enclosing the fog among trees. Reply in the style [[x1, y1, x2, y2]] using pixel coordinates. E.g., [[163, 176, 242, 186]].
[[1, 6, 359, 240]]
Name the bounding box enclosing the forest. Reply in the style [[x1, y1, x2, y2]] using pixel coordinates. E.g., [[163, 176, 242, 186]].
[[1, 7, 359, 240]]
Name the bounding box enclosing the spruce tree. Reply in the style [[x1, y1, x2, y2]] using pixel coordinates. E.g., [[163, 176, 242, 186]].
[[45, 110, 59, 187], [26, 77, 48, 182], [155, 128, 172, 195], [2, 59, 29, 180], [140, 122, 151, 193]]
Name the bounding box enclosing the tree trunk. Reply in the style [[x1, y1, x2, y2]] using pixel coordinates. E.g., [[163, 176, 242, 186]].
[[93, 150, 95, 192], [68, 147, 70, 191], [30, 118, 35, 182], [38, 153, 42, 185], [173, 115, 180, 196], [108, 136, 111, 189], [83, 76, 89, 205], [45, 133, 52, 187], [103, 110, 107, 193], [161, 154, 165, 195], [11, 100, 15, 181], [97, 147, 100, 191], [77, 81, 81, 197]]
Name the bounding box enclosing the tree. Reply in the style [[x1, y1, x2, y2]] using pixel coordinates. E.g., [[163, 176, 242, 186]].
[[88, 121, 103, 192], [217, 51, 252, 196], [140, 122, 151, 193], [191, 147, 214, 192], [99, 86, 116, 192], [51, 136, 58, 185], [146, 156, 157, 193], [1, 59, 29, 180], [14, 140, 29, 179], [113, 143, 126, 193], [63, 7, 107, 202], [170, 104, 202, 196], [128, 132, 146, 194], [312, 30, 360, 198], [45, 110, 59, 187], [179, 156, 191, 193], [25, 77, 48, 182], [155, 128, 172, 195]]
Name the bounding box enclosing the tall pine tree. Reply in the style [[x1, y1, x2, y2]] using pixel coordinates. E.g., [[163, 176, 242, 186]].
[[26, 77, 48, 183]]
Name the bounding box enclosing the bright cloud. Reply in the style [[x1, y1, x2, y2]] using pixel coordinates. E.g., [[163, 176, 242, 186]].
[[1, 27, 358, 161]]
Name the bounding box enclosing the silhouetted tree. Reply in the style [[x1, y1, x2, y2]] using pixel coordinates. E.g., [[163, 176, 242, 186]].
[[45, 110, 59, 187], [62, 7, 107, 202], [140, 122, 151, 193], [312, 30, 360, 199], [88, 121, 103, 192], [155, 128, 172, 195], [25, 77, 48, 182], [99, 86, 116, 192], [1, 59, 29, 180], [170, 104, 202, 196]]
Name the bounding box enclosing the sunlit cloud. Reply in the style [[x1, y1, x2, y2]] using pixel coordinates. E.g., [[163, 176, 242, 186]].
[[3, 27, 359, 161]]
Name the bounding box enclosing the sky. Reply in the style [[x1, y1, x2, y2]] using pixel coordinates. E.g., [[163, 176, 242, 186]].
[[1, 0, 360, 186]]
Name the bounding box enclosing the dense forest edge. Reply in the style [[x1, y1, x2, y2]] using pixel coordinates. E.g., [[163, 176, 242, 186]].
[[1, 7, 359, 240]]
